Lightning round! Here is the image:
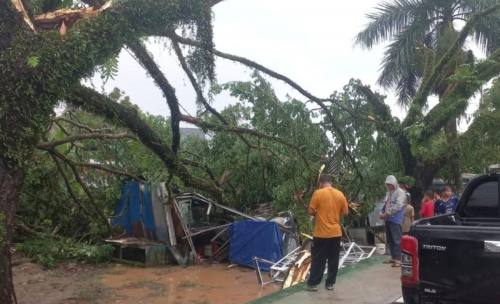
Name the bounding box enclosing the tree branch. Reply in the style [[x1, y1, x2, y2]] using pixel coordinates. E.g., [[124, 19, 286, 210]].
[[127, 40, 181, 153], [403, 3, 500, 128], [179, 114, 311, 163], [436, 110, 500, 164], [66, 85, 226, 204], [43, 147, 144, 181], [47, 148, 112, 234], [49, 151, 92, 216], [38, 132, 135, 149], [172, 42, 309, 170], [180, 158, 220, 186], [171, 40, 258, 149], [411, 48, 500, 140], [356, 85, 398, 137], [166, 32, 356, 115], [52, 117, 111, 133], [166, 32, 362, 170]]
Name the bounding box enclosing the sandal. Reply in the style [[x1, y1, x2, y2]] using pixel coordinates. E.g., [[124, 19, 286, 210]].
[[383, 259, 395, 264], [392, 262, 402, 267]]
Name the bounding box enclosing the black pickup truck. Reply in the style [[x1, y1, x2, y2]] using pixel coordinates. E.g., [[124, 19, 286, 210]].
[[401, 173, 500, 304]]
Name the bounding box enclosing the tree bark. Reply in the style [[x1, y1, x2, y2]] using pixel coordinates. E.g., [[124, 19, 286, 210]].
[[445, 119, 463, 194], [0, 163, 24, 304]]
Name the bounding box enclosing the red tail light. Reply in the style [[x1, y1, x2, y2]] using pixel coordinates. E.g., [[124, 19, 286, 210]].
[[401, 235, 419, 287]]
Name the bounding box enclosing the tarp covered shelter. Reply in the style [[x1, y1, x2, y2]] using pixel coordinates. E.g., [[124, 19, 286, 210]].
[[228, 220, 284, 270], [112, 181, 170, 242]]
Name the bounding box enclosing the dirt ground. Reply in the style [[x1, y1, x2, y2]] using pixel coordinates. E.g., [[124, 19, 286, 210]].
[[13, 261, 280, 304]]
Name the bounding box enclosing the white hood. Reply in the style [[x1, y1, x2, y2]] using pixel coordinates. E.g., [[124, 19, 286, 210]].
[[385, 175, 398, 189]]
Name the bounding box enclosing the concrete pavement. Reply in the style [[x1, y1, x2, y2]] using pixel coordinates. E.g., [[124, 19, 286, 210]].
[[250, 256, 402, 304]]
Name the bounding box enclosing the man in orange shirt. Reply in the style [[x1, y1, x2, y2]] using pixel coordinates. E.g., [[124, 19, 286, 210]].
[[306, 174, 349, 291]]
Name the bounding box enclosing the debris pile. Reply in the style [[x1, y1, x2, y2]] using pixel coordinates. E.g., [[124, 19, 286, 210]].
[[107, 181, 300, 268], [252, 227, 376, 289]]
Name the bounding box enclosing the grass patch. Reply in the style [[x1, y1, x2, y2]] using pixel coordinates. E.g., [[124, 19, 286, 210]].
[[178, 281, 198, 289], [127, 280, 166, 297]]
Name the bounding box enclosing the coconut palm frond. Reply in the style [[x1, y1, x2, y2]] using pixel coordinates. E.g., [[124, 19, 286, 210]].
[[377, 17, 429, 91], [355, 0, 427, 49], [395, 70, 421, 106], [472, 13, 500, 55]]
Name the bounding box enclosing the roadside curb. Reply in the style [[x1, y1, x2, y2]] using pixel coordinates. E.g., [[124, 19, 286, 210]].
[[248, 255, 387, 304]]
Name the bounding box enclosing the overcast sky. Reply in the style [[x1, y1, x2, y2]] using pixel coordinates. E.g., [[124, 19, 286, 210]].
[[87, 0, 482, 131]]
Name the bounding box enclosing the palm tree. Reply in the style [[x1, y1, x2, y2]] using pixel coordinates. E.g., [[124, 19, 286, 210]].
[[355, 0, 500, 193], [355, 0, 500, 104]]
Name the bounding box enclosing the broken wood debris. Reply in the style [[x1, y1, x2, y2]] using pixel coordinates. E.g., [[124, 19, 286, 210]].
[[34, 1, 112, 32], [253, 225, 376, 289], [172, 198, 199, 264], [10, 0, 36, 32], [283, 243, 312, 289]]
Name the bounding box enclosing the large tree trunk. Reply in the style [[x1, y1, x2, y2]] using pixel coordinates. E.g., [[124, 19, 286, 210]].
[[0, 162, 24, 304], [397, 135, 443, 217], [445, 119, 463, 194], [409, 163, 440, 218]]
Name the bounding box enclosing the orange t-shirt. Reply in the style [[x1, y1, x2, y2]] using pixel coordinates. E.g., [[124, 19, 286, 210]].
[[309, 187, 348, 238]]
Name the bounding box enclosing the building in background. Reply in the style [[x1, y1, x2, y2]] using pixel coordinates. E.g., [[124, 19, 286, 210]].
[[180, 128, 205, 140]]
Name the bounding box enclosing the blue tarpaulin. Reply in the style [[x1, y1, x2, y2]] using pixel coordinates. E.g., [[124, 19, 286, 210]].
[[111, 181, 157, 239], [112, 184, 131, 236], [228, 220, 283, 270]]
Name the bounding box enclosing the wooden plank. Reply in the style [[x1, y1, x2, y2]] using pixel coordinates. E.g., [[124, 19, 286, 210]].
[[182, 223, 231, 239], [211, 227, 228, 242], [165, 206, 177, 246], [172, 198, 199, 264], [209, 240, 229, 260], [111, 258, 145, 268]]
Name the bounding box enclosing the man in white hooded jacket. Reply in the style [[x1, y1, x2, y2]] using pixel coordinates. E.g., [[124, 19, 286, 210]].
[[380, 175, 406, 267]]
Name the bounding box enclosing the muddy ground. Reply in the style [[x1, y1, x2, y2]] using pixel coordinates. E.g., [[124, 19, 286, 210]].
[[13, 261, 280, 304]]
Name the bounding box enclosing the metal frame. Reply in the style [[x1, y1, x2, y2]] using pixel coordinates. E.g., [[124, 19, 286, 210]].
[[338, 241, 376, 269], [254, 240, 376, 285], [253, 247, 303, 286]]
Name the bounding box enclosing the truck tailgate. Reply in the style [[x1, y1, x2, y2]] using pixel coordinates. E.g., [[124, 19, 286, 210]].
[[415, 225, 500, 303]]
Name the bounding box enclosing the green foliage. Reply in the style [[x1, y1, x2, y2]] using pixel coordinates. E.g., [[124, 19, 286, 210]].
[[1, 0, 216, 170], [457, 79, 500, 174], [99, 56, 119, 83], [27, 56, 40, 68], [17, 234, 113, 266], [324, 80, 405, 209], [355, 0, 500, 104]]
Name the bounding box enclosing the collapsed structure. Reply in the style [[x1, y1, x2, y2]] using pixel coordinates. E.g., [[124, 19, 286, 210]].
[[106, 181, 300, 268], [106, 180, 375, 289]]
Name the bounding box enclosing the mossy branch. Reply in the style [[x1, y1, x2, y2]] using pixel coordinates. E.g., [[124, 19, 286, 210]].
[[127, 40, 181, 153], [410, 48, 500, 141], [66, 85, 226, 204], [167, 32, 362, 172]]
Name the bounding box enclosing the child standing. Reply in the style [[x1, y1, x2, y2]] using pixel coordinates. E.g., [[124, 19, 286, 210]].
[[420, 190, 435, 219], [434, 186, 459, 215], [399, 180, 414, 235]]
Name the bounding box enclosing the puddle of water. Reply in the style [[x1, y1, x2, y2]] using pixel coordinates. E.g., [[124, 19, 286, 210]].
[[101, 264, 280, 304]]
